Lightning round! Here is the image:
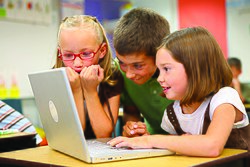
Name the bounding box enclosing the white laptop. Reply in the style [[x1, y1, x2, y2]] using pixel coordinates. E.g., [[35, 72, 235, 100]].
[[28, 67, 175, 163]]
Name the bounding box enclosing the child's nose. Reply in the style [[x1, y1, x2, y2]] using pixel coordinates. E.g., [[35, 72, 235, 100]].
[[73, 57, 83, 65], [126, 68, 136, 79], [157, 74, 164, 83]]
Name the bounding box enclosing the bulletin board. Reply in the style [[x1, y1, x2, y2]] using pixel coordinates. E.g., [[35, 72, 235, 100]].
[[0, 0, 52, 25], [60, 0, 84, 19], [0, 0, 59, 98]]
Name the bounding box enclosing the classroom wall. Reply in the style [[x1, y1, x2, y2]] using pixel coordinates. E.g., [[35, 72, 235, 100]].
[[227, 4, 250, 83], [0, 1, 60, 98], [178, 0, 227, 57]]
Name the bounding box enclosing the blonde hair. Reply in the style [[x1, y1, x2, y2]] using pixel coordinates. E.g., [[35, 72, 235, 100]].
[[54, 15, 118, 85], [158, 27, 232, 105]]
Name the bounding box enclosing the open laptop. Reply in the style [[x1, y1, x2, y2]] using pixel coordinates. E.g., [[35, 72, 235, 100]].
[[28, 67, 175, 163]]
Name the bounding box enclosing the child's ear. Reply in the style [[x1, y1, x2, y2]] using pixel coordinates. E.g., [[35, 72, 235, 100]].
[[99, 43, 107, 59]]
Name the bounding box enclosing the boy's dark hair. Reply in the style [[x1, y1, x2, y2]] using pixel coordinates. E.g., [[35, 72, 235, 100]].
[[227, 57, 242, 70], [113, 8, 170, 57]]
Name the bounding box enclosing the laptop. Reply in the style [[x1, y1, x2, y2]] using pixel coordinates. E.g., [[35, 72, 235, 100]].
[[28, 67, 175, 163]]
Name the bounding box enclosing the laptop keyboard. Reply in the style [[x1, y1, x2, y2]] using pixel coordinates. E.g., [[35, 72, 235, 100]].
[[87, 139, 131, 155]]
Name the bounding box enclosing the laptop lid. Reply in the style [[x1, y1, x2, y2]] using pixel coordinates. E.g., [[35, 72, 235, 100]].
[[29, 68, 92, 163], [28, 68, 175, 163]]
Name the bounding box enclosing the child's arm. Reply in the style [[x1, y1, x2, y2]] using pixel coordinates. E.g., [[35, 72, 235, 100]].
[[85, 92, 120, 138], [65, 67, 85, 130], [81, 65, 119, 138], [108, 103, 237, 157]]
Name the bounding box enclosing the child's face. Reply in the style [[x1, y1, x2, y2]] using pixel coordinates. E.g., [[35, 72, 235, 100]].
[[116, 52, 157, 85], [156, 48, 188, 101], [230, 66, 241, 79], [58, 28, 105, 73]]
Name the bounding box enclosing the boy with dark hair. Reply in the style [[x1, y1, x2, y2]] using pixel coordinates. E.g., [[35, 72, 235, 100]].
[[113, 8, 173, 136]]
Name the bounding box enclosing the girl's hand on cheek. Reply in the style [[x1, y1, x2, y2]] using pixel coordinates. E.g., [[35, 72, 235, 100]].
[[96, 65, 104, 82], [80, 65, 104, 93], [65, 67, 81, 92]]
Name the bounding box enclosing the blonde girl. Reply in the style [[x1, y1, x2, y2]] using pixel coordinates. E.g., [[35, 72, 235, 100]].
[[54, 15, 123, 139]]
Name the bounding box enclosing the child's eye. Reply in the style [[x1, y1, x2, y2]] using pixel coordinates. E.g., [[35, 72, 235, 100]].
[[119, 61, 126, 67], [119, 62, 127, 71], [164, 67, 170, 71], [80, 52, 94, 58], [134, 64, 143, 69], [120, 63, 126, 68], [63, 53, 74, 58]]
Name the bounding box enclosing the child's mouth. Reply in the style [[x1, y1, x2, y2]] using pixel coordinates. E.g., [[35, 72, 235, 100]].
[[163, 87, 170, 93]]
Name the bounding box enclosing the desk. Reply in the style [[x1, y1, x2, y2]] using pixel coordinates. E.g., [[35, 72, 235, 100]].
[[0, 146, 249, 167]]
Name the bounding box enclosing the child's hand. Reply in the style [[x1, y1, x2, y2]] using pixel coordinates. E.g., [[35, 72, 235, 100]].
[[122, 121, 150, 137], [65, 67, 81, 92], [107, 136, 152, 149], [80, 65, 104, 93]]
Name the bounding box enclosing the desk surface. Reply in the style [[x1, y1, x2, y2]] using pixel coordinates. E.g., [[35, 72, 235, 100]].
[[0, 146, 248, 167]]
